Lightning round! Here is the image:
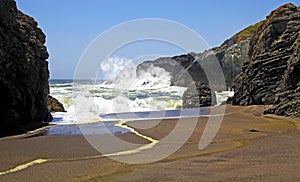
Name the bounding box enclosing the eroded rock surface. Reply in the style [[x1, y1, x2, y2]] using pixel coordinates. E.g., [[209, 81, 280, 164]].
[[233, 3, 300, 117], [0, 0, 51, 136]]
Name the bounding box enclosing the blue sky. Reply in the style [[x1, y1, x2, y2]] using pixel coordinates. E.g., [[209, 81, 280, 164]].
[[16, 0, 299, 79]]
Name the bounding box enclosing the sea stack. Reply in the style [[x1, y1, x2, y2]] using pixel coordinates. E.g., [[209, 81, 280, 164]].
[[233, 4, 300, 117], [0, 0, 51, 136]]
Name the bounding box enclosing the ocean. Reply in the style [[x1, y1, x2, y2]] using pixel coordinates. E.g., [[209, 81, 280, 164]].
[[47, 61, 233, 136]]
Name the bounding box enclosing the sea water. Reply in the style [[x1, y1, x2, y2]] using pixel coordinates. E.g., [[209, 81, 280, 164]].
[[47, 57, 234, 135]]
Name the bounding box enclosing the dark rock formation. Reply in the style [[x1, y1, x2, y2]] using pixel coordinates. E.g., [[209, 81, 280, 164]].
[[136, 22, 259, 90], [182, 82, 216, 108], [210, 39, 250, 90], [48, 95, 66, 112], [264, 84, 300, 117], [233, 4, 300, 117], [136, 20, 260, 108], [137, 53, 197, 87], [0, 0, 51, 136]]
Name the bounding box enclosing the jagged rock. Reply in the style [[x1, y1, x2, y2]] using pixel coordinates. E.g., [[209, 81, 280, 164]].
[[182, 82, 216, 108], [233, 4, 300, 117], [48, 95, 66, 112], [0, 0, 51, 137], [264, 83, 300, 117]]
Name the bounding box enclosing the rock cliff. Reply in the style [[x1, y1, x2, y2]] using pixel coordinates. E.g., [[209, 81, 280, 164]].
[[136, 22, 259, 90], [233, 3, 300, 117], [0, 0, 51, 136], [137, 19, 261, 108]]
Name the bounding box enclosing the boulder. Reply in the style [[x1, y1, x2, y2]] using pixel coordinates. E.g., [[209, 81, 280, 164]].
[[48, 95, 66, 112], [182, 82, 216, 108], [0, 0, 51, 136]]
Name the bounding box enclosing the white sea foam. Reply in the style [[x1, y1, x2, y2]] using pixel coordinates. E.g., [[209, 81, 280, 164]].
[[50, 57, 186, 127], [49, 56, 233, 135], [215, 91, 234, 105]]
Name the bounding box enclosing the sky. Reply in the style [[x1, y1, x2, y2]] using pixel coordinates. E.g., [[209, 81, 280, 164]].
[[16, 0, 299, 79]]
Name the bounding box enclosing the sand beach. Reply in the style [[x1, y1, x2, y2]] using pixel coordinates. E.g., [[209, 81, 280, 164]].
[[0, 105, 299, 181]]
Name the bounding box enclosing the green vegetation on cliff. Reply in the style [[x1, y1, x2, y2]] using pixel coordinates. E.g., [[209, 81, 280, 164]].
[[221, 21, 264, 46]]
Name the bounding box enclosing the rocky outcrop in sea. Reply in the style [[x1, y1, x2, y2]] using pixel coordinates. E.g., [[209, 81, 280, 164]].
[[233, 3, 300, 117], [48, 95, 66, 112], [0, 0, 51, 136], [182, 82, 216, 108]]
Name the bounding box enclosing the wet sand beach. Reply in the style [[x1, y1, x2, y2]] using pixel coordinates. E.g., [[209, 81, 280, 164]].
[[0, 105, 299, 181]]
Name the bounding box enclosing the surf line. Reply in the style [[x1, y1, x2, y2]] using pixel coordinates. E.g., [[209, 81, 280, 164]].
[[0, 120, 158, 176]]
